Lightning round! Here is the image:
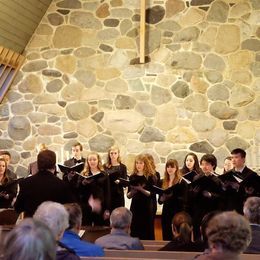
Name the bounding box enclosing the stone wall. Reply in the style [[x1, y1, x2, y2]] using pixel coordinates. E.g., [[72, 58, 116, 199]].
[[0, 0, 260, 176]]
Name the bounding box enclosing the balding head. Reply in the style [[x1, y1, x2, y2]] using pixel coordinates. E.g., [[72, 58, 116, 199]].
[[110, 207, 132, 230]]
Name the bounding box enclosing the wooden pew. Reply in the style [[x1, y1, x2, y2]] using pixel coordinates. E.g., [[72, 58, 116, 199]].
[[80, 250, 260, 260], [141, 240, 169, 250]]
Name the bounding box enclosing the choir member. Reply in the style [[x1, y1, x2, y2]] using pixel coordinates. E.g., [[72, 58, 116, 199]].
[[0, 157, 17, 208], [77, 152, 111, 226], [127, 154, 157, 240], [181, 152, 201, 176], [0, 151, 17, 180], [28, 143, 48, 176], [104, 146, 127, 211], [144, 153, 161, 225], [223, 156, 233, 174], [231, 148, 260, 213], [181, 152, 201, 217], [192, 154, 222, 241], [159, 159, 188, 241], [62, 142, 86, 200]]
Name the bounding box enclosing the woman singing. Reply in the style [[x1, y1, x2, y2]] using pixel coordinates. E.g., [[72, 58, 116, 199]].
[[104, 146, 127, 211], [127, 154, 157, 240], [159, 159, 188, 240]]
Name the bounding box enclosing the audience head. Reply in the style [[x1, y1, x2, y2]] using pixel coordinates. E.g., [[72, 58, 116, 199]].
[[107, 146, 121, 167], [163, 159, 182, 188], [37, 150, 56, 172], [200, 210, 221, 243], [223, 156, 233, 173], [71, 142, 83, 159], [200, 154, 217, 174], [206, 211, 251, 254], [182, 152, 200, 174], [0, 151, 11, 166], [133, 154, 154, 178], [3, 218, 56, 260], [64, 203, 82, 231], [33, 201, 69, 240], [231, 148, 246, 169], [172, 212, 193, 244], [110, 207, 132, 232], [243, 196, 260, 224]]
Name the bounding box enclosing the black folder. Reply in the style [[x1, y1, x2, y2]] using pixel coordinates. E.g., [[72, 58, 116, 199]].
[[118, 177, 145, 187], [75, 172, 102, 180], [182, 171, 197, 184], [191, 175, 220, 191], [58, 162, 84, 174], [218, 172, 243, 183], [152, 185, 173, 195]]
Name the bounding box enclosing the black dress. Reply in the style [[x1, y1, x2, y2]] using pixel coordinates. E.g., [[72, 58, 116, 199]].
[[159, 179, 188, 241], [104, 163, 127, 211], [0, 178, 17, 208], [77, 171, 111, 226], [129, 174, 156, 240]]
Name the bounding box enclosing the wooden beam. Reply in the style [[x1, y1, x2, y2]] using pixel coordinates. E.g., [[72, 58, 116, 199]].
[[139, 0, 146, 64]]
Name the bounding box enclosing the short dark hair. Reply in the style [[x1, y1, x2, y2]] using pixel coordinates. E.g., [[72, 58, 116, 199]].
[[231, 148, 246, 158], [0, 151, 11, 157], [200, 154, 217, 170], [64, 203, 82, 230], [72, 142, 83, 151], [37, 150, 56, 171]]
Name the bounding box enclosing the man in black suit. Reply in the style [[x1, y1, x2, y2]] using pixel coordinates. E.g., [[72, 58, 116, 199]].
[[231, 148, 259, 213], [243, 196, 260, 254], [14, 150, 75, 217], [63, 142, 86, 200]]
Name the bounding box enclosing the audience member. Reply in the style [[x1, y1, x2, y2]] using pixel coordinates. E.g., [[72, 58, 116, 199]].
[[61, 203, 104, 256], [95, 207, 144, 250], [0, 151, 17, 180], [28, 143, 48, 176], [160, 211, 203, 252], [243, 196, 260, 254], [14, 150, 75, 217], [33, 201, 79, 260], [3, 218, 56, 260], [194, 211, 251, 260]]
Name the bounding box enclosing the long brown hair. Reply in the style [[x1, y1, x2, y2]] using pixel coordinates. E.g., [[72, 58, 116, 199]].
[[162, 159, 182, 189], [132, 154, 155, 179], [105, 146, 121, 168], [181, 152, 201, 175], [82, 152, 103, 176], [0, 157, 8, 185]]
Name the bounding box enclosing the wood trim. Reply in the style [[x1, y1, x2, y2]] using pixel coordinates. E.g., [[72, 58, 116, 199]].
[[139, 0, 146, 64], [0, 46, 25, 103]]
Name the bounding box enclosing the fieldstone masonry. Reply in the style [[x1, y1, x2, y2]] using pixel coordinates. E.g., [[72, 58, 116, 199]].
[[0, 0, 259, 176]]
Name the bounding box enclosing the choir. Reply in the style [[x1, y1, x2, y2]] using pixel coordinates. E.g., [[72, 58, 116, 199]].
[[0, 144, 259, 242]]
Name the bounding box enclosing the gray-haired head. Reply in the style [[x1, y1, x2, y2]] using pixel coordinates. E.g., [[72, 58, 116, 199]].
[[110, 207, 132, 230], [243, 196, 260, 224], [3, 218, 56, 260], [33, 201, 69, 240], [206, 211, 251, 254]]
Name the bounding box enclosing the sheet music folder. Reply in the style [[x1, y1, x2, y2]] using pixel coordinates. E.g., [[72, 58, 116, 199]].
[[58, 162, 84, 174]]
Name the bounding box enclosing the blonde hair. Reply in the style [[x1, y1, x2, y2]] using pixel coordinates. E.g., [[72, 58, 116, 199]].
[[105, 146, 121, 168], [82, 152, 103, 176], [132, 154, 154, 179], [162, 159, 182, 189]]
